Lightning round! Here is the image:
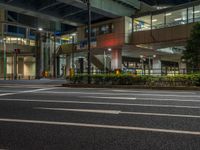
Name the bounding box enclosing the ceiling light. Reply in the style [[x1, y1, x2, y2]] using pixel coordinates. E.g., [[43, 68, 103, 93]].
[[174, 18, 182, 21], [166, 13, 172, 16], [194, 10, 200, 14], [38, 27, 43, 31], [152, 19, 157, 22]]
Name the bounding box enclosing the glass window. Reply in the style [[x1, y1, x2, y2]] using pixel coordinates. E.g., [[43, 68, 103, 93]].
[[30, 40, 35, 46], [99, 24, 113, 35], [166, 9, 187, 27], [194, 5, 200, 22], [91, 27, 98, 37], [188, 7, 194, 23], [152, 13, 165, 29], [134, 15, 151, 31]]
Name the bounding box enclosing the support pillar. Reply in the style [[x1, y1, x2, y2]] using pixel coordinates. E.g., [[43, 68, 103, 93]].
[[179, 62, 187, 74], [111, 49, 122, 70], [153, 58, 162, 75]]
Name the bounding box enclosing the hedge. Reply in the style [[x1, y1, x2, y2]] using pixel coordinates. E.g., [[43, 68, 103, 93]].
[[69, 74, 200, 87]]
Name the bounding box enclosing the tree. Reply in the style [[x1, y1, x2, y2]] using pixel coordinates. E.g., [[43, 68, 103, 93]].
[[183, 22, 200, 72]]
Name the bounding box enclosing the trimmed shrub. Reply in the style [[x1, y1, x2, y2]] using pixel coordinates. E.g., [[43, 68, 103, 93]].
[[69, 74, 200, 87]]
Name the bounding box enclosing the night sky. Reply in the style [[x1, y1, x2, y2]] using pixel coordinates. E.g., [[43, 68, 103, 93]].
[[141, 0, 196, 5]]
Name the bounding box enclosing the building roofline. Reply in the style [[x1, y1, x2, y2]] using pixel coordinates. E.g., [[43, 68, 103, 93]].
[[133, 0, 200, 18]]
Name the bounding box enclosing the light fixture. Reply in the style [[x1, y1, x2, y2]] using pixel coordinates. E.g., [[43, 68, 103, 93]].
[[38, 27, 43, 31], [194, 10, 200, 14], [108, 48, 112, 51], [174, 18, 182, 21], [152, 19, 157, 22], [165, 13, 172, 16]]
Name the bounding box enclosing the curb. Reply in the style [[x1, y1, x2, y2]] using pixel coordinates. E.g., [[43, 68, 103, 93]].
[[62, 84, 200, 91]]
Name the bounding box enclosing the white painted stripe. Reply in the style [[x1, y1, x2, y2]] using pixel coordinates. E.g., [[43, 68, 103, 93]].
[[0, 98, 200, 109], [86, 96, 136, 100], [112, 90, 196, 94], [87, 96, 200, 102], [36, 107, 200, 119], [0, 118, 200, 135], [19, 88, 57, 93], [0, 88, 57, 97], [37, 91, 200, 98], [36, 107, 121, 114], [0, 93, 16, 96], [121, 111, 200, 119]]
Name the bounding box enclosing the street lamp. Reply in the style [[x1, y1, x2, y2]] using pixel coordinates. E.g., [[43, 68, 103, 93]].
[[85, 0, 91, 84], [3, 38, 6, 80]]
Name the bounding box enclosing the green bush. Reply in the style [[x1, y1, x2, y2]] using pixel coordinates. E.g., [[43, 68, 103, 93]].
[[69, 74, 200, 87]]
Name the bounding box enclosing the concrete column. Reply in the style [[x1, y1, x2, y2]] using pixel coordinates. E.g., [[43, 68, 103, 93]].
[[40, 42, 44, 76], [111, 49, 122, 70], [13, 53, 17, 79], [179, 62, 187, 74], [66, 55, 71, 76], [153, 58, 162, 75]]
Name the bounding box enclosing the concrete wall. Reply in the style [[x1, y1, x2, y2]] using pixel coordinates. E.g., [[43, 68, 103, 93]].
[[132, 23, 194, 45], [77, 17, 126, 49]]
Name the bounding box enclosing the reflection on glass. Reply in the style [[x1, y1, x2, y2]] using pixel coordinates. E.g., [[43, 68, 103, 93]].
[[188, 7, 194, 23], [194, 5, 200, 22], [166, 9, 187, 27], [152, 13, 165, 29], [134, 15, 151, 31]]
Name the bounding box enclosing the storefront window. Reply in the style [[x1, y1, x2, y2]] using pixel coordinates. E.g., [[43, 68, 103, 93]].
[[188, 7, 194, 23], [166, 9, 187, 27], [194, 5, 200, 22], [152, 13, 165, 29], [134, 15, 151, 31], [30, 40, 35, 46]]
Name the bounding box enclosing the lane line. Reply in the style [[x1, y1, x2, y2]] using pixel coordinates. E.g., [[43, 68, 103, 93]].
[[0, 93, 16, 96], [120, 111, 200, 119], [112, 90, 196, 94], [35, 107, 200, 119], [0, 88, 57, 97], [19, 88, 57, 93], [37, 91, 200, 98], [86, 96, 200, 102], [35, 107, 121, 114], [0, 118, 200, 135], [85, 97, 137, 100], [1, 98, 200, 109]]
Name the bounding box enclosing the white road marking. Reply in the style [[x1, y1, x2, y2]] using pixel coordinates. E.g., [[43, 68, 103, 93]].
[[0, 88, 57, 97], [87, 96, 200, 102], [0, 118, 200, 135], [0, 93, 16, 96], [86, 96, 137, 100], [19, 88, 57, 93], [35, 107, 121, 114], [37, 91, 200, 98], [1, 98, 200, 109], [36, 107, 200, 119], [112, 90, 196, 94], [120, 111, 200, 119]]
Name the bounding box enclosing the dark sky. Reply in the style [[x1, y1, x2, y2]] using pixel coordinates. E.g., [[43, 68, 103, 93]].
[[141, 0, 196, 5]]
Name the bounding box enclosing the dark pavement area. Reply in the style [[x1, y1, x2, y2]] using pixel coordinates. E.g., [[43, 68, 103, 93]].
[[0, 80, 200, 150]]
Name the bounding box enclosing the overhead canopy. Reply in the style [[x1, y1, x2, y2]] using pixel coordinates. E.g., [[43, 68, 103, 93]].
[[0, 0, 140, 29]]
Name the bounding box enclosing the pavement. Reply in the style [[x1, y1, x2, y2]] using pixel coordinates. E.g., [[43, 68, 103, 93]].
[[0, 80, 200, 150]]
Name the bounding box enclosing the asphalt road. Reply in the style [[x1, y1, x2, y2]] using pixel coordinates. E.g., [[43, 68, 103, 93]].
[[0, 80, 200, 150]]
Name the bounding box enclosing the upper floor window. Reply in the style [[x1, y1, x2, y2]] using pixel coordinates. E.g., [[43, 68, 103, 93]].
[[99, 24, 114, 35]]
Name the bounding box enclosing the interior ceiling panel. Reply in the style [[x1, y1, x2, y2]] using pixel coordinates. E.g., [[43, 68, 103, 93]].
[[0, 0, 114, 31], [141, 0, 197, 5]]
